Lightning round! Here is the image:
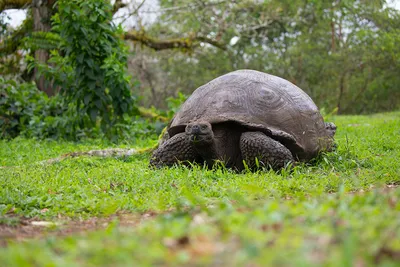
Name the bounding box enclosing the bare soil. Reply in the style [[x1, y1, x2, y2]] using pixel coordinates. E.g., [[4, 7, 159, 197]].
[[1, 184, 397, 247], [0, 212, 158, 247]]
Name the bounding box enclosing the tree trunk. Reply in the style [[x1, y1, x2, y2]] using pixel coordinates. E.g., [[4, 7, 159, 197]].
[[32, 0, 54, 96], [330, 20, 336, 52], [337, 72, 346, 114]]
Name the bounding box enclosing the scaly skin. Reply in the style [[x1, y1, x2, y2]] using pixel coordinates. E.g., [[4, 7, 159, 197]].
[[149, 132, 199, 168], [240, 131, 294, 170], [185, 122, 219, 167], [151, 123, 297, 171]]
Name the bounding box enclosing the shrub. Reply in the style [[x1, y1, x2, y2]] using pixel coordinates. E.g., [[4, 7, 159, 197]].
[[0, 78, 63, 139]]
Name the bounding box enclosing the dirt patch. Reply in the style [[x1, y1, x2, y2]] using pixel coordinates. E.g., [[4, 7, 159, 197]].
[[1, 184, 398, 247], [0, 212, 158, 247], [328, 183, 399, 196]]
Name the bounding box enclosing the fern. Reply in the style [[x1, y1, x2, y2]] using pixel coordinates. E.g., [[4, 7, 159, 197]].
[[22, 31, 62, 50]]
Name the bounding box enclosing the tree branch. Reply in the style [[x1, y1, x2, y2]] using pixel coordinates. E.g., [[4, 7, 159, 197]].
[[138, 0, 231, 14], [0, 0, 31, 12], [118, 0, 146, 24], [124, 30, 226, 51], [195, 35, 227, 50], [0, 15, 31, 55], [0, 0, 125, 13], [112, 0, 126, 14]]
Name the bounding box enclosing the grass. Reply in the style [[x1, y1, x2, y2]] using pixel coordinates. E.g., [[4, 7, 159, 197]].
[[0, 111, 399, 266]]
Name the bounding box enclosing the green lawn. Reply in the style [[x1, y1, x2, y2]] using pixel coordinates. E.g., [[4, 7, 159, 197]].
[[0, 112, 399, 266]]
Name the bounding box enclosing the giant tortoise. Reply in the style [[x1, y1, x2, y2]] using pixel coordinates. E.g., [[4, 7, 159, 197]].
[[150, 69, 336, 170]]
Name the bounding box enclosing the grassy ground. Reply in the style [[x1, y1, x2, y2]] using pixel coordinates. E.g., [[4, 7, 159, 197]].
[[0, 112, 399, 266]]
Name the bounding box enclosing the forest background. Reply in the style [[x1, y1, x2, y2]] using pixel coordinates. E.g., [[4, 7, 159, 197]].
[[1, 0, 399, 141]]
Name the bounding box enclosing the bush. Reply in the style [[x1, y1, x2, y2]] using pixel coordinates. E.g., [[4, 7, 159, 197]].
[[0, 78, 103, 140], [52, 0, 138, 140], [0, 78, 63, 139], [0, 78, 160, 141]]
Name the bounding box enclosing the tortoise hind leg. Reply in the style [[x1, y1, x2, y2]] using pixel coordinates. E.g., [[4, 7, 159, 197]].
[[150, 133, 199, 168], [240, 132, 294, 170]]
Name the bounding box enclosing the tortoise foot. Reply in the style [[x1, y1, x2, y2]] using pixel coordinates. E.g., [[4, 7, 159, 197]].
[[240, 131, 294, 170]]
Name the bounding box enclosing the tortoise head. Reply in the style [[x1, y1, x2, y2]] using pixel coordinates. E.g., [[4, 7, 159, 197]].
[[325, 122, 337, 138], [185, 121, 214, 145]]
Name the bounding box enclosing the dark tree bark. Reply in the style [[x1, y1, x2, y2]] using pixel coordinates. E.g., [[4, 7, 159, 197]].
[[0, 0, 31, 12], [337, 72, 346, 113], [32, 0, 54, 96], [124, 31, 226, 51]]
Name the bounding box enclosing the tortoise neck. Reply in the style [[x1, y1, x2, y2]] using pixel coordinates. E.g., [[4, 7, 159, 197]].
[[192, 140, 219, 167]]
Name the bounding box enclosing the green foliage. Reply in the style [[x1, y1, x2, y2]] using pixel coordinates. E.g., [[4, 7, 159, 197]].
[[26, 0, 139, 141], [0, 112, 399, 265], [0, 13, 29, 77], [140, 0, 400, 114], [0, 77, 157, 140], [0, 78, 67, 139], [0, 12, 8, 38], [22, 31, 61, 51], [166, 92, 188, 118], [55, 0, 137, 138]]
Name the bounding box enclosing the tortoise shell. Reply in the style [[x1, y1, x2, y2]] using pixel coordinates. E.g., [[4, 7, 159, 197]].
[[168, 69, 332, 161]]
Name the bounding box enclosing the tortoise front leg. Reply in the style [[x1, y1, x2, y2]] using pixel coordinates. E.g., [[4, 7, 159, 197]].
[[240, 132, 294, 170], [149, 133, 199, 168]]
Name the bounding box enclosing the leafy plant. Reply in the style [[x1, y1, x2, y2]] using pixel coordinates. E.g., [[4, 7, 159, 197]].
[[0, 78, 65, 139], [166, 92, 188, 118], [27, 0, 139, 141], [137, 0, 400, 114]]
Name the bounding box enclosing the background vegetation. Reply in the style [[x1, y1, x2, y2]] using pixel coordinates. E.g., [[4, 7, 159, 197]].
[[1, 0, 400, 141], [133, 0, 400, 114]]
